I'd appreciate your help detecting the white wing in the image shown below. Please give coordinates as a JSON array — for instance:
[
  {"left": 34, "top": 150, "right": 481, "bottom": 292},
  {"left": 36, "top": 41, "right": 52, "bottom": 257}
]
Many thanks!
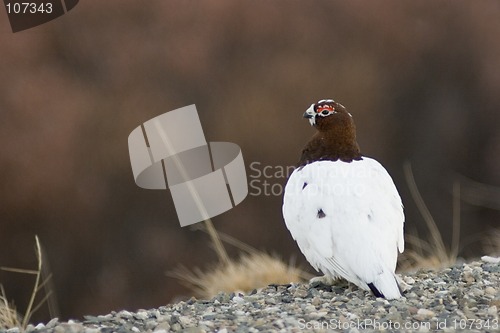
[{"left": 283, "top": 158, "right": 404, "bottom": 298}]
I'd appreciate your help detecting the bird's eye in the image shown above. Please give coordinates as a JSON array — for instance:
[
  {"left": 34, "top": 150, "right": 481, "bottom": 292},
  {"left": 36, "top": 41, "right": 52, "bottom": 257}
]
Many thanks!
[{"left": 316, "top": 104, "right": 335, "bottom": 116}]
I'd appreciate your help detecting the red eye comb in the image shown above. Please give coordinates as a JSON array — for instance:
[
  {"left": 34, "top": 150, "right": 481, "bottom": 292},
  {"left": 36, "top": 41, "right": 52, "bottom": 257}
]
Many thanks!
[{"left": 317, "top": 105, "right": 335, "bottom": 113}]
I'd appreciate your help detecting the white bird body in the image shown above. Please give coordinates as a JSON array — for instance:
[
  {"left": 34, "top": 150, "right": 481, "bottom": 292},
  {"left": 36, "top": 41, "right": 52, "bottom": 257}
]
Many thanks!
[
  {"left": 283, "top": 159, "right": 404, "bottom": 299},
  {"left": 282, "top": 99, "right": 404, "bottom": 299}
]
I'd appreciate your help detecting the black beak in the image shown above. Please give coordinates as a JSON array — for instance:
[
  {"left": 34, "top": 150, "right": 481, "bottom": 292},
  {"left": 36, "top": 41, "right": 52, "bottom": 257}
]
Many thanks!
[{"left": 303, "top": 111, "right": 314, "bottom": 119}]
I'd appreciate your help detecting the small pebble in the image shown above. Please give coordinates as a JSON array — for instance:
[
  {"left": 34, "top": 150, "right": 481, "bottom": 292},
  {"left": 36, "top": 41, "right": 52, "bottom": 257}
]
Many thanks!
[
  {"left": 487, "top": 305, "right": 498, "bottom": 316},
  {"left": 415, "top": 308, "right": 435, "bottom": 319},
  {"left": 481, "top": 256, "right": 500, "bottom": 264},
  {"left": 404, "top": 276, "right": 416, "bottom": 284}
]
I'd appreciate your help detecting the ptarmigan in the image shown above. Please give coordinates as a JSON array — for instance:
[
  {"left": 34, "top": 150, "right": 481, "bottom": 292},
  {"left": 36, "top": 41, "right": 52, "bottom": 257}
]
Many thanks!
[{"left": 282, "top": 99, "right": 404, "bottom": 299}]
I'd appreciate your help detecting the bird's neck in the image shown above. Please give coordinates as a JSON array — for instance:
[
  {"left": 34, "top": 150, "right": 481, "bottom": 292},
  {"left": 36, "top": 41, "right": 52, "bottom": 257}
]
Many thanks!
[{"left": 298, "top": 124, "right": 362, "bottom": 167}]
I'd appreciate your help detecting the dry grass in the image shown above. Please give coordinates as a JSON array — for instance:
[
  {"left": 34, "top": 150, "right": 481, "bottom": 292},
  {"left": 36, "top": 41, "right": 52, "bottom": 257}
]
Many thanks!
[
  {"left": 0, "top": 236, "right": 55, "bottom": 330},
  {"left": 399, "top": 163, "right": 500, "bottom": 271},
  {"left": 169, "top": 251, "right": 310, "bottom": 299},
  {"left": 0, "top": 285, "right": 21, "bottom": 330},
  {"left": 398, "top": 163, "right": 462, "bottom": 271},
  {"left": 168, "top": 222, "right": 312, "bottom": 299}
]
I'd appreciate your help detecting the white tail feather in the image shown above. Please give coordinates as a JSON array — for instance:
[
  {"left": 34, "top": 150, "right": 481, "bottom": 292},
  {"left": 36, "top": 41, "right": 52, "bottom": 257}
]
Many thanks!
[{"left": 372, "top": 270, "right": 401, "bottom": 299}]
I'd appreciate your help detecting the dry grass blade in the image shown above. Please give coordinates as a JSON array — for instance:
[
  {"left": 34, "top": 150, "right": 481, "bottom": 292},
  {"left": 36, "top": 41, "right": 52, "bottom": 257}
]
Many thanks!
[
  {"left": 457, "top": 174, "right": 500, "bottom": 210},
  {"left": 0, "top": 285, "right": 21, "bottom": 330},
  {"left": 402, "top": 162, "right": 460, "bottom": 270},
  {"left": 403, "top": 162, "right": 449, "bottom": 264},
  {"left": 451, "top": 181, "right": 461, "bottom": 260},
  {"left": 0, "top": 268, "right": 39, "bottom": 275},
  {"left": 21, "top": 235, "right": 42, "bottom": 328},
  {"left": 203, "top": 219, "right": 229, "bottom": 265},
  {"left": 455, "top": 174, "right": 500, "bottom": 256},
  {"left": 191, "top": 223, "right": 259, "bottom": 255},
  {"left": 153, "top": 120, "right": 229, "bottom": 265},
  {"left": 398, "top": 233, "right": 439, "bottom": 272},
  {"left": 39, "top": 247, "right": 59, "bottom": 320},
  {"left": 28, "top": 290, "right": 53, "bottom": 321},
  {"left": 0, "top": 235, "right": 56, "bottom": 329}
]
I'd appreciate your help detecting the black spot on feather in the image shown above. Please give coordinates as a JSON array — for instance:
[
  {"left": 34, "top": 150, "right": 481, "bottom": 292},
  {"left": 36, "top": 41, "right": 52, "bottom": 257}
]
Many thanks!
[
  {"left": 302, "top": 182, "right": 308, "bottom": 189},
  {"left": 317, "top": 209, "right": 326, "bottom": 219},
  {"left": 367, "top": 283, "right": 384, "bottom": 298}
]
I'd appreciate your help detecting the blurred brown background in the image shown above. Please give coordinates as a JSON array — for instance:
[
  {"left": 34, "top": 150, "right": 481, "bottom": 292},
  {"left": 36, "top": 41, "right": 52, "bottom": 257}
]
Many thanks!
[{"left": 1, "top": 0, "right": 499, "bottom": 322}]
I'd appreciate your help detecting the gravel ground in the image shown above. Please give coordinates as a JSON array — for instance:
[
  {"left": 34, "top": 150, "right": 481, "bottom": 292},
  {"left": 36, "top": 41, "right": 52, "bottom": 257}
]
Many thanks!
[{"left": 2, "top": 257, "right": 499, "bottom": 333}]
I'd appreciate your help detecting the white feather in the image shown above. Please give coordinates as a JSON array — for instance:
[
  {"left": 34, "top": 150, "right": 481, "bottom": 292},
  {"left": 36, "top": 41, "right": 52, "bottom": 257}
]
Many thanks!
[{"left": 282, "top": 158, "right": 404, "bottom": 299}]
